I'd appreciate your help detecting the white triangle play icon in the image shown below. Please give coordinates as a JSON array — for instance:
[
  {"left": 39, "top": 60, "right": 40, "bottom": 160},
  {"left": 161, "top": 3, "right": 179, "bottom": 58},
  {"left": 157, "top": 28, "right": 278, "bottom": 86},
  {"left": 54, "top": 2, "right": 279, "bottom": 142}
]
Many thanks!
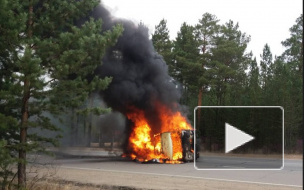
[{"left": 225, "top": 123, "right": 254, "bottom": 153}]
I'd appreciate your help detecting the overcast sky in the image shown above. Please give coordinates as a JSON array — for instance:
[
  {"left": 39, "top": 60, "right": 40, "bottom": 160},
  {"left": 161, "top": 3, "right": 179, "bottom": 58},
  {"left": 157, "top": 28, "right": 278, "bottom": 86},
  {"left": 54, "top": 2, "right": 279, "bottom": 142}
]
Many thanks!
[{"left": 102, "top": 0, "right": 302, "bottom": 62}]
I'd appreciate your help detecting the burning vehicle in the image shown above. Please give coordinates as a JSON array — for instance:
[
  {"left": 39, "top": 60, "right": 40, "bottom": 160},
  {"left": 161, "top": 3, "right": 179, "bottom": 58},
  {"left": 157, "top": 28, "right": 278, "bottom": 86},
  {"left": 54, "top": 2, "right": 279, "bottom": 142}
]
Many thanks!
[
  {"left": 180, "top": 130, "right": 199, "bottom": 162},
  {"left": 125, "top": 129, "right": 199, "bottom": 163},
  {"left": 123, "top": 104, "right": 199, "bottom": 163},
  {"left": 88, "top": 5, "right": 199, "bottom": 163},
  {"left": 159, "top": 129, "right": 199, "bottom": 163}
]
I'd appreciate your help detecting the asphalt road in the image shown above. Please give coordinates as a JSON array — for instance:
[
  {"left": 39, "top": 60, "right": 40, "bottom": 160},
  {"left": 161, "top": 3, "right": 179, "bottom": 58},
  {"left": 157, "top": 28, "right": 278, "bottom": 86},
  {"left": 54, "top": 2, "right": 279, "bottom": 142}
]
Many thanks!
[
  {"left": 196, "top": 155, "right": 283, "bottom": 169},
  {"left": 48, "top": 155, "right": 302, "bottom": 188}
]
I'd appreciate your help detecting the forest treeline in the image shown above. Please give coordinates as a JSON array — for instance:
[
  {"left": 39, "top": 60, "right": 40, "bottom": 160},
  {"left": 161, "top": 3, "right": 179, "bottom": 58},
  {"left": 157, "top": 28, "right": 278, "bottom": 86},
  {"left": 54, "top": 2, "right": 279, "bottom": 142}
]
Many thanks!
[{"left": 151, "top": 13, "right": 303, "bottom": 153}]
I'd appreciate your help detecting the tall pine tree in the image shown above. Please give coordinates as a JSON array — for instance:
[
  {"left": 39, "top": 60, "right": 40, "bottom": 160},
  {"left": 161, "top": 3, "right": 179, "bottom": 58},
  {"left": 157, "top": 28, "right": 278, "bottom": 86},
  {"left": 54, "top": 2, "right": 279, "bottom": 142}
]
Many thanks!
[
  {"left": 208, "top": 20, "right": 250, "bottom": 106},
  {"left": 280, "top": 14, "right": 303, "bottom": 151},
  {"left": 172, "top": 23, "right": 200, "bottom": 105},
  {"left": 0, "top": 1, "right": 123, "bottom": 188},
  {"left": 152, "top": 19, "right": 173, "bottom": 75},
  {"left": 260, "top": 43, "right": 273, "bottom": 93},
  {"left": 194, "top": 13, "right": 220, "bottom": 128}
]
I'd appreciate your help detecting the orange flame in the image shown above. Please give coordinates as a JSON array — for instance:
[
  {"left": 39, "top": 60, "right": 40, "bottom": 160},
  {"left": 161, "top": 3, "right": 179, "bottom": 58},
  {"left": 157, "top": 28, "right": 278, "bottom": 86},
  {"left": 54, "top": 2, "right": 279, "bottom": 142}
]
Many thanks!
[{"left": 126, "top": 102, "right": 192, "bottom": 163}]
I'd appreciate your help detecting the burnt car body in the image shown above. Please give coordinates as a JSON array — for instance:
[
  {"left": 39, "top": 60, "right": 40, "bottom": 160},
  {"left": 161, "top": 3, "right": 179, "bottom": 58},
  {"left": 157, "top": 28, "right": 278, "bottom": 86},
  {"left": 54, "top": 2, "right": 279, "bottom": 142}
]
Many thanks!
[{"left": 181, "top": 130, "right": 199, "bottom": 162}]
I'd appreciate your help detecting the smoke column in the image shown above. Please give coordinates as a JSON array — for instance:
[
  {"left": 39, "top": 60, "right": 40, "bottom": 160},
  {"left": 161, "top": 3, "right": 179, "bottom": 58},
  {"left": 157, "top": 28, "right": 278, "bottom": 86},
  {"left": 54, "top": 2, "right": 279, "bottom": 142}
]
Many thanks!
[{"left": 90, "top": 4, "right": 184, "bottom": 150}]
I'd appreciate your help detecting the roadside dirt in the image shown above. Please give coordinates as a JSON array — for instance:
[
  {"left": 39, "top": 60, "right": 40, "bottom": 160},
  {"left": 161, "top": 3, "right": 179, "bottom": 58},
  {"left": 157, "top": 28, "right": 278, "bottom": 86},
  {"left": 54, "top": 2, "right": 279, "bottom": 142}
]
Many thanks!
[
  {"left": 284, "top": 154, "right": 302, "bottom": 160},
  {"left": 31, "top": 167, "right": 301, "bottom": 190},
  {"left": 200, "top": 152, "right": 302, "bottom": 160}
]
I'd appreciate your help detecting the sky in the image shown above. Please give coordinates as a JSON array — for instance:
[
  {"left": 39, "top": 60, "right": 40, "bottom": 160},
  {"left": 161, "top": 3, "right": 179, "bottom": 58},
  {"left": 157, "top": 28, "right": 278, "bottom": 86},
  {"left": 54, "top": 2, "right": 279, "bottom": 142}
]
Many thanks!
[{"left": 101, "top": 0, "right": 302, "bottom": 62}]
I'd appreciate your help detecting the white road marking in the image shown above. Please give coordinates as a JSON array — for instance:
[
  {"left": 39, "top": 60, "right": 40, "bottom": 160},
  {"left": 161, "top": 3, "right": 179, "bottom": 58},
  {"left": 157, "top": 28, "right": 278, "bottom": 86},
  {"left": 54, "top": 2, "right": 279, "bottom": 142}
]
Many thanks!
[{"left": 60, "top": 166, "right": 302, "bottom": 188}]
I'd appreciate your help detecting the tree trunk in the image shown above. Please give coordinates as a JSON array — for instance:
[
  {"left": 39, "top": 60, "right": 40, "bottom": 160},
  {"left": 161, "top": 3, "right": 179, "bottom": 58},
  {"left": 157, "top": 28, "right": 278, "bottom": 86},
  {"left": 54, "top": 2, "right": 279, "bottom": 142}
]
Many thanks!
[
  {"left": 87, "top": 95, "right": 93, "bottom": 147},
  {"left": 197, "top": 43, "right": 206, "bottom": 129},
  {"left": 18, "top": 1, "right": 33, "bottom": 187},
  {"left": 75, "top": 113, "right": 79, "bottom": 145},
  {"left": 99, "top": 125, "right": 103, "bottom": 148},
  {"left": 18, "top": 78, "right": 30, "bottom": 188},
  {"left": 299, "top": 41, "right": 303, "bottom": 75},
  {"left": 70, "top": 109, "right": 76, "bottom": 146},
  {"left": 111, "top": 131, "right": 114, "bottom": 150},
  {"left": 197, "top": 87, "right": 203, "bottom": 128}
]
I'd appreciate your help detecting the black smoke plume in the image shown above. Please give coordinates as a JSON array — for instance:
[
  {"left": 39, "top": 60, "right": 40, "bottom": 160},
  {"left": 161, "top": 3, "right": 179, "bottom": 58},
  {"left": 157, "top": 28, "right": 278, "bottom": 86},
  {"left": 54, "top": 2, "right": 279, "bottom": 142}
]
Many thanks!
[{"left": 90, "top": 4, "right": 183, "bottom": 148}]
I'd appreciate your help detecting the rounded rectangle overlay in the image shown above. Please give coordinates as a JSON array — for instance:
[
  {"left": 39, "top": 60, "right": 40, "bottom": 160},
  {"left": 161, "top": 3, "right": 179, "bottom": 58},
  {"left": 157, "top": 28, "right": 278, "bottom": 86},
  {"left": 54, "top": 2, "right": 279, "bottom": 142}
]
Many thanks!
[{"left": 194, "top": 106, "right": 284, "bottom": 170}]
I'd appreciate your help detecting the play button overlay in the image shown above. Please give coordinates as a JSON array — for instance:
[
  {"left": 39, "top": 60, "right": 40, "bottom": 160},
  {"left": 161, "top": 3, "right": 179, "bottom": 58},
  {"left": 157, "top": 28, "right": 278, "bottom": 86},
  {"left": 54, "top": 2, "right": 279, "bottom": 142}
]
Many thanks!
[
  {"left": 225, "top": 123, "right": 254, "bottom": 153},
  {"left": 194, "top": 106, "right": 284, "bottom": 170}
]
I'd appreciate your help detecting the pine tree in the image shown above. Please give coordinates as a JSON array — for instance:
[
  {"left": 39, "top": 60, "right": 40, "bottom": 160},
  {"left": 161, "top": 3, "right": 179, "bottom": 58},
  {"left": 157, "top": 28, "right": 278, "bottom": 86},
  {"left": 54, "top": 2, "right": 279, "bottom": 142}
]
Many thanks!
[
  {"left": 208, "top": 20, "right": 250, "bottom": 106},
  {"left": 260, "top": 44, "right": 273, "bottom": 91},
  {"left": 248, "top": 57, "right": 261, "bottom": 104},
  {"left": 152, "top": 19, "right": 173, "bottom": 74},
  {"left": 172, "top": 22, "right": 200, "bottom": 105},
  {"left": 281, "top": 14, "right": 303, "bottom": 75},
  {"left": 280, "top": 14, "right": 303, "bottom": 151},
  {"left": 0, "top": 0, "right": 24, "bottom": 147},
  {"left": 0, "top": 1, "right": 123, "bottom": 188},
  {"left": 194, "top": 13, "right": 220, "bottom": 127},
  {"left": 195, "top": 13, "right": 220, "bottom": 55},
  {"left": 201, "top": 20, "right": 250, "bottom": 147}
]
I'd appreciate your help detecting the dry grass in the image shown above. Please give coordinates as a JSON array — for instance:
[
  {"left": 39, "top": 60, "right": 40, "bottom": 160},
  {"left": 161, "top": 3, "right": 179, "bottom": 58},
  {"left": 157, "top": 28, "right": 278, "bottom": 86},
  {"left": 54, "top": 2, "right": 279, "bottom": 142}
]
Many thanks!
[
  {"left": 1, "top": 179, "right": 139, "bottom": 190},
  {"left": 26, "top": 179, "right": 139, "bottom": 190},
  {"left": 2, "top": 176, "right": 140, "bottom": 190}
]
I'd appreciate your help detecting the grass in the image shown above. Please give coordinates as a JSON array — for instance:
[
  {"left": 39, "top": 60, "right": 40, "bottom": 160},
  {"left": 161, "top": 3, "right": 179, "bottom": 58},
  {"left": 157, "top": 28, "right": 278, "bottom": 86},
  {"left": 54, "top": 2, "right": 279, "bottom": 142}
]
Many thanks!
[
  {"left": 0, "top": 179, "right": 139, "bottom": 190},
  {"left": 28, "top": 179, "right": 139, "bottom": 190}
]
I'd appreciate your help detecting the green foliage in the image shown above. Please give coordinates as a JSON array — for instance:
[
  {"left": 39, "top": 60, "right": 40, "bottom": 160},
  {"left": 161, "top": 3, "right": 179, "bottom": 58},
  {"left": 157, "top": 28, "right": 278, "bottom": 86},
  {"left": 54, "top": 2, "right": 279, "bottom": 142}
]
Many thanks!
[
  {"left": 207, "top": 20, "right": 251, "bottom": 105},
  {"left": 168, "top": 13, "right": 302, "bottom": 153},
  {"left": 281, "top": 14, "right": 303, "bottom": 74},
  {"left": 246, "top": 57, "right": 261, "bottom": 105},
  {"left": 194, "top": 13, "right": 220, "bottom": 87},
  {"left": 172, "top": 23, "right": 201, "bottom": 92},
  {"left": 195, "top": 13, "right": 220, "bottom": 54},
  {"left": 0, "top": 140, "right": 17, "bottom": 190},
  {"left": 152, "top": 19, "right": 173, "bottom": 73},
  {"left": 77, "top": 107, "right": 112, "bottom": 116},
  {"left": 260, "top": 44, "right": 274, "bottom": 91},
  {"left": 0, "top": 0, "right": 123, "bottom": 187}
]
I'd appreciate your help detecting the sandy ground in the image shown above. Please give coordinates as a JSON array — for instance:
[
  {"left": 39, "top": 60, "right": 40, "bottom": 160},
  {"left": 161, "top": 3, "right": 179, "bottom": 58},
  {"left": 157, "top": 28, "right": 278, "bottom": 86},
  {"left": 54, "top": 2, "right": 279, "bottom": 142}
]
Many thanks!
[{"left": 29, "top": 166, "right": 301, "bottom": 190}]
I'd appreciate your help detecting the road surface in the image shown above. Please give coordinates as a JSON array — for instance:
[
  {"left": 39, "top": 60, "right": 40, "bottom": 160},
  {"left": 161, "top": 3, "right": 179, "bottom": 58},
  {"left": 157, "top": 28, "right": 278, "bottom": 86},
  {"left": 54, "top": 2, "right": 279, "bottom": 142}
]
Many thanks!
[
  {"left": 196, "top": 154, "right": 283, "bottom": 169},
  {"left": 31, "top": 154, "right": 302, "bottom": 189}
]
